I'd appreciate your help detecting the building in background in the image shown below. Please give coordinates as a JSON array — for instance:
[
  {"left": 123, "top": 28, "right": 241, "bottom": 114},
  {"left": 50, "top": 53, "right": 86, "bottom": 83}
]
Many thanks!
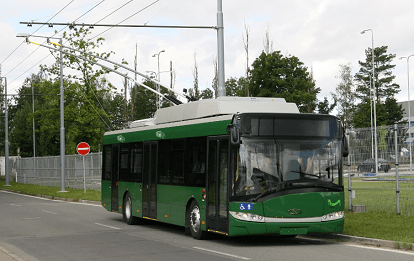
[{"left": 399, "top": 100, "right": 414, "bottom": 146}]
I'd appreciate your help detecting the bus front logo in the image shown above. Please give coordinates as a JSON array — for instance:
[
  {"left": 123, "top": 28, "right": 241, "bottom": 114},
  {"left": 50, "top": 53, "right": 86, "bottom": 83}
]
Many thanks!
[{"left": 288, "top": 209, "right": 302, "bottom": 215}]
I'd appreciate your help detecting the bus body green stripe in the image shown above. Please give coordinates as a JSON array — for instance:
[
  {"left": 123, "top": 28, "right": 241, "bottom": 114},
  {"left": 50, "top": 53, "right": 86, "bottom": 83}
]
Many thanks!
[{"left": 103, "top": 119, "right": 231, "bottom": 145}]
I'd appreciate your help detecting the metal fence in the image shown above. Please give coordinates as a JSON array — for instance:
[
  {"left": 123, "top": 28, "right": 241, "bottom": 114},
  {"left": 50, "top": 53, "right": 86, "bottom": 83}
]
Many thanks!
[
  {"left": 15, "top": 153, "right": 102, "bottom": 191},
  {"left": 345, "top": 123, "right": 414, "bottom": 216}
]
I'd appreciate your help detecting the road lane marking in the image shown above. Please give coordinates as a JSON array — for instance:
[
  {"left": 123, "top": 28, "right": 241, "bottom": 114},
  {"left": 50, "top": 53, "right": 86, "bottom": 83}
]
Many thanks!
[
  {"left": 347, "top": 244, "right": 414, "bottom": 256},
  {"left": 95, "top": 223, "right": 121, "bottom": 230},
  {"left": 193, "top": 247, "right": 251, "bottom": 260},
  {"left": 22, "top": 217, "right": 41, "bottom": 220},
  {"left": 42, "top": 210, "right": 57, "bottom": 215},
  {"left": 10, "top": 204, "right": 21, "bottom": 206}
]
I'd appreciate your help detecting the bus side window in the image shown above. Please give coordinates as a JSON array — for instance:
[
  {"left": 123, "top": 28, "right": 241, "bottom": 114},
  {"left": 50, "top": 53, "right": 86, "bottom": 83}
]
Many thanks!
[
  {"left": 158, "top": 140, "right": 171, "bottom": 184},
  {"left": 131, "top": 142, "right": 143, "bottom": 183},
  {"left": 119, "top": 144, "right": 130, "bottom": 182},
  {"left": 171, "top": 139, "right": 185, "bottom": 185},
  {"left": 185, "top": 137, "right": 206, "bottom": 187},
  {"left": 103, "top": 145, "right": 112, "bottom": 181}
]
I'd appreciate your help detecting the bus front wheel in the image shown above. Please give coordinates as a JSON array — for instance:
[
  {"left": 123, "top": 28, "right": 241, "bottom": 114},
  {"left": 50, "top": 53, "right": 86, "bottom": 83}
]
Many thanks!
[
  {"left": 189, "top": 200, "right": 206, "bottom": 240},
  {"left": 123, "top": 193, "right": 140, "bottom": 225}
]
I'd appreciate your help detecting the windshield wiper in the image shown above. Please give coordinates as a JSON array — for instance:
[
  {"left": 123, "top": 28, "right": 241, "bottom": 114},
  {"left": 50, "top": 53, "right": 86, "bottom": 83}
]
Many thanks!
[
  {"left": 290, "top": 170, "right": 321, "bottom": 179},
  {"left": 310, "top": 183, "right": 342, "bottom": 191},
  {"left": 250, "top": 185, "right": 278, "bottom": 202}
]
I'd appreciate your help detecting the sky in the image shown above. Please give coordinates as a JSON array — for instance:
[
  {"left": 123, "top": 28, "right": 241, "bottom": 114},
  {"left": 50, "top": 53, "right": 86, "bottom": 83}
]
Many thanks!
[{"left": 1, "top": 0, "right": 414, "bottom": 110}]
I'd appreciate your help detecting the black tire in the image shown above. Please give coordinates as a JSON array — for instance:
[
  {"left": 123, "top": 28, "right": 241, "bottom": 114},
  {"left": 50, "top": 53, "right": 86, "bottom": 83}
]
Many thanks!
[
  {"left": 123, "top": 193, "right": 140, "bottom": 225},
  {"left": 189, "top": 200, "right": 206, "bottom": 240}
]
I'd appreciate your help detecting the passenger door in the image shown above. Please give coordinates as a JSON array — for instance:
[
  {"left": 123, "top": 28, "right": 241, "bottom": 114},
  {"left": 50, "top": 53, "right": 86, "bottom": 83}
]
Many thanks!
[
  {"left": 111, "top": 145, "right": 119, "bottom": 212},
  {"left": 207, "top": 137, "right": 229, "bottom": 234},
  {"left": 142, "top": 142, "right": 158, "bottom": 220}
]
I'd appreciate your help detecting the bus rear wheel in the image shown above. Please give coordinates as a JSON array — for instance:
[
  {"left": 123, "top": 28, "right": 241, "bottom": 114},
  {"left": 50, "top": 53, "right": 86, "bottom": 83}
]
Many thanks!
[
  {"left": 189, "top": 200, "right": 206, "bottom": 240},
  {"left": 123, "top": 193, "right": 140, "bottom": 225}
]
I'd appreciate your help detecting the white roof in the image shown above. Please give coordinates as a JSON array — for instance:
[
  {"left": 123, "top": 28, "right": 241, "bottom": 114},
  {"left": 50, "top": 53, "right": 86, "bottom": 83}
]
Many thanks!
[{"left": 153, "top": 96, "right": 299, "bottom": 125}]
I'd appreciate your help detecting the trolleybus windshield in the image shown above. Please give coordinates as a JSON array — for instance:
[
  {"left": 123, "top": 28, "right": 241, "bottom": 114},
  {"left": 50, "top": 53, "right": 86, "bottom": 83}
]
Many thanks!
[{"left": 231, "top": 114, "right": 343, "bottom": 201}]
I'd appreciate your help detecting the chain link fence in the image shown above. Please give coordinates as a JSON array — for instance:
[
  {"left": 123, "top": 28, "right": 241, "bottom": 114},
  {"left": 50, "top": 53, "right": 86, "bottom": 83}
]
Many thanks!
[
  {"left": 14, "top": 153, "right": 101, "bottom": 191},
  {"left": 345, "top": 123, "right": 414, "bottom": 216}
]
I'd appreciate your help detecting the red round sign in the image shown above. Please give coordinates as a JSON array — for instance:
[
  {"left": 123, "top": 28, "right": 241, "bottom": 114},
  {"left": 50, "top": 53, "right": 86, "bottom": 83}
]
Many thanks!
[{"left": 76, "top": 142, "right": 90, "bottom": 156}]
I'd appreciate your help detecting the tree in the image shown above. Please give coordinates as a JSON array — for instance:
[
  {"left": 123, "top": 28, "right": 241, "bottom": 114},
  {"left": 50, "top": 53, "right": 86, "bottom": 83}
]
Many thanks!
[
  {"left": 243, "top": 21, "right": 251, "bottom": 97},
  {"left": 316, "top": 96, "right": 336, "bottom": 114},
  {"left": 352, "top": 97, "right": 405, "bottom": 128},
  {"left": 354, "top": 46, "right": 400, "bottom": 102},
  {"left": 131, "top": 79, "right": 157, "bottom": 120},
  {"left": 352, "top": 46, "right": 404, "bottom": 127},
  {"left": 200, "top": 88, "right": 214, "bottom": 99},
  {"left": 249, "top": 51, "right": 320, "bottom": 113},
  {"left": 212, "top": 55, "right": 218, "bottom": 98},
  {"left": 263, "top": 24, "right": 274, "bottom": 55},
  {"left": 332, "top": 63, "right": 356, "bottom": 128},
  {"left": 37, "top": 27, "right": 113, "bottom": 153},
  {"left": 225, "top": 77, "right": 247, "bottom": 97}
]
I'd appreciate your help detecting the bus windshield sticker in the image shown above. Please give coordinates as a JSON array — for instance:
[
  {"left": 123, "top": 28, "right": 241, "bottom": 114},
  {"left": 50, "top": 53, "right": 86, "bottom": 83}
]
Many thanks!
[
  {"left": 156, "top": 131, "right": 166, "bottom": 139},
  {"left": 239, "top": 203, "right": 253, "bottom": 211}
]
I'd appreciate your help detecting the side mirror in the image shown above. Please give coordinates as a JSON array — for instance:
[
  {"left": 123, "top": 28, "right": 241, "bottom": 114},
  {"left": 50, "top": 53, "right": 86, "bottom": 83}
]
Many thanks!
[
  {"left": 227, "top": 124, "right": 241, "bottom": 148},
  {"left": 342, "top": 135, "right": 349, "bottom": 157}
]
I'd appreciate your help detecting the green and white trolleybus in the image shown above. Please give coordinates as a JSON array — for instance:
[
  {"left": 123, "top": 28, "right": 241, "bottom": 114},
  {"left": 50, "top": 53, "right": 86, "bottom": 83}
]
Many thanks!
[{"left": 101, "top": 97, "right": 348, "bottom": 239}]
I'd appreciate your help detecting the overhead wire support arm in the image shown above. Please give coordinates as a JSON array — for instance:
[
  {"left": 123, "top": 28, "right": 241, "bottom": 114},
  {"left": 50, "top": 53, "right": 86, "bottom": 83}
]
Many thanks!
[
  {"left": 20, "top": 22, "right": 217, "bottom": 30},
  {"left": 47, "top": 40, "right": 187, "bottom": 102},
  {"left": 28, "top": 40, "right": 179, "bottom": 105}
]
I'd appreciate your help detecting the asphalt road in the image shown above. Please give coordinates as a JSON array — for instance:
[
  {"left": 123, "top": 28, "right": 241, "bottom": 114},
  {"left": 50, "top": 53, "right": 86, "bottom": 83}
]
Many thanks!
[{"left": 1, "top": 190, "right": 413, "bottom": 261}]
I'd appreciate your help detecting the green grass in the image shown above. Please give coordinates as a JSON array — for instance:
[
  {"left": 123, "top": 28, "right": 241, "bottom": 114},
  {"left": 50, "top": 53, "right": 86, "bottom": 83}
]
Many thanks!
[
  {"left": 343, "top": 178, "right": 414, "bottom": 243},
  {"left": 344, "top": 211, "right": 414, "bottom": 243},
  {"left": 0, "top": 177, "right": 100, "bottom": 202}
]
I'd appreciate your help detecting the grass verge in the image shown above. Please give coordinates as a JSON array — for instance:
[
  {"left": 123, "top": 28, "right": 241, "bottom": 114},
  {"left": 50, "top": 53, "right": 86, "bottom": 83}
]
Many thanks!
[
  {"left": 344, "top": 211, "right": 414, "bottom": 243},
  {"left": 0, "top": 177, "right": 100, "bottom": 202}
]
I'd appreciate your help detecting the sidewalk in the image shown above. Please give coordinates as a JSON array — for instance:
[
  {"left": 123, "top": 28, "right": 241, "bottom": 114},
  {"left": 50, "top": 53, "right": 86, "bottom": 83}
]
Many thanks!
[
  {"left": 303, "top": 233, "right": 412, "bottom": 251},
  {"left": 0, "top": 244, "right": 27, "bottom": 261}
]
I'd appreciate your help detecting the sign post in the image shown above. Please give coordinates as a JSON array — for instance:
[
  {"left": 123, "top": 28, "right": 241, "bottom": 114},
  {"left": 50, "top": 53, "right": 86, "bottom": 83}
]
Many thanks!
[{"left": 76, "top": 142, "right": 90, "bottom": 194}]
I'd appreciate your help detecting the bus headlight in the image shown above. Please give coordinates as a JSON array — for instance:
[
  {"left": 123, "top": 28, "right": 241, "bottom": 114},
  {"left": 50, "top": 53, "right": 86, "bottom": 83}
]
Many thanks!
[
  {"left": 230, "top": 211, "right": 265, "bottom": 222},
  {"left": 322, "top": 211, "right": 344, "bottom": 221}
]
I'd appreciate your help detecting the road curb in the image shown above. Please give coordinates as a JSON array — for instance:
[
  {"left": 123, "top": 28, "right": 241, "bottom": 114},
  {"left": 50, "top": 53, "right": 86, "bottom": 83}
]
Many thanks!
[
  {"left": 303, "top": 233, "right": 413, "bottom": 251},
  {"left": 0, "top": 187, "right": 101, "bottom": 205}
]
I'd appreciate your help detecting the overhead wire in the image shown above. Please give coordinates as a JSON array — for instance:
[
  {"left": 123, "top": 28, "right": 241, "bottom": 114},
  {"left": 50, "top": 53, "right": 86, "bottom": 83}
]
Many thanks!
[
  {"left": 92, "top": 0, "right": 135, "bottom": 25},
  {"left": 6, "top": 0, "right": 164, "bottom": 127},
  {"left": 144, "top": 0, "right": 176, "bottom": 25},
  {"left": 31, "top": 1, "right": 102, "bottom": 22},
  {"left": 90, "top": 0, "right": 160, "bottom": 40},
  {"left": 1, "top": 0, "right": 75, "bottom": 67},
  {"left": 6, "top": 0, "right": 107, "bottom": 92}
]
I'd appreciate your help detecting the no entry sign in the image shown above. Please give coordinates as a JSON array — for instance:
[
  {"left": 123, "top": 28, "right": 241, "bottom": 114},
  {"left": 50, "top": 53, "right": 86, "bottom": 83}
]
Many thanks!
[{"left": 76, "top": 142, "right": 90, "bottom": 156}]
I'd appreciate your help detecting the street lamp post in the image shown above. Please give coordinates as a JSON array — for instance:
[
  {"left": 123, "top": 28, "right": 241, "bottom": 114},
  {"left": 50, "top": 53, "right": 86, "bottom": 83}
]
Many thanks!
[
  {"left": 152, "top": 50, "right": 165, "bottom": 110},
  {"left": 361, "top": 29, "right": 378, "bottom": 175},
  {"left": 400, "top": 55, "right": 414, "bottom": 173},
  {"left": 1, "top": 77, "right": 10, "bottom": 186},
  {"left": 16, "top": 33, "right": 66, "bottom": 192}
]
